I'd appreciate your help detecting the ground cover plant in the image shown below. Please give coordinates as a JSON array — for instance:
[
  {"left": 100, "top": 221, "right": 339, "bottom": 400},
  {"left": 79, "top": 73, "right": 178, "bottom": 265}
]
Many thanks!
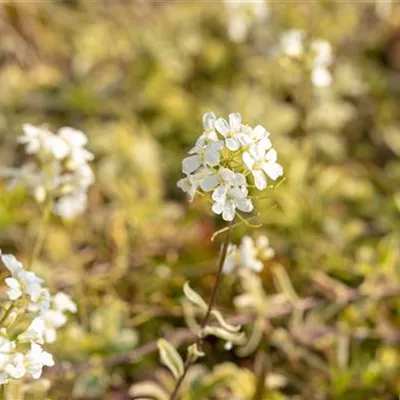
[{"left": 0, "top": 1, "right": 399, "bottom": 399}]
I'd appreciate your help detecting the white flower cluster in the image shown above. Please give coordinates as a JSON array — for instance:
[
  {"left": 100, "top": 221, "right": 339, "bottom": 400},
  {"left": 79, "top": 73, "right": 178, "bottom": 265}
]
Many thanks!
[
  {"left": 177, "top": 112, "right": 283, "bottom": 221},
  {"left": 223, "top": 235, "right": 275, "bottom": 274},
  {"left": 224, "top": 0, "right": 270, "bottom": 43},
  {"left": 0, "top": 253, "right": 76, "bottom": 384},
  {"left": 4, "top": 124, "right": 94, "bottom": 219},
  {"left": 279, "top": 29, "right": 333, "bottom": 88}
]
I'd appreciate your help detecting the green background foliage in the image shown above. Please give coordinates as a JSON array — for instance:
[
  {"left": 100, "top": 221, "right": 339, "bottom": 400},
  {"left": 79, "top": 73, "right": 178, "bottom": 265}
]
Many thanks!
[{"left": 0, "top": 1, "right": 399, "bottom": 398}]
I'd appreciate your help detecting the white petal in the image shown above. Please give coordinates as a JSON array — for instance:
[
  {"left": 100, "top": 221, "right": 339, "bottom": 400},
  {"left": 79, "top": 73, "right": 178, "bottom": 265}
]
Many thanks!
[
  {"left": 200, "top": 175, "right": 219, "bottom": 192},
  {"left": 225, "top": 137, "right": 240, "bottom": 151},
  {"left": 182, "top": 155, "right": 201, "bottom": 174},
  {"left": 222, "top": 201, "right": 236, "bottom": 221},
  {"left": 202, "top": 112, "right": 216, "bottom": 130},
  {"left": 212, "top": 185, "right": 228, "bottom": 203},
  {"left": 253, "top": 169, "right": 267, "bottom": 190},
  {"left": 229, "top": 113, "right": 241, "bottom": 131},
  {"left": 262, "top": 162, "right": 283, "bottom": 180},
  {"left": 311, "top": 67, "right": 332, "bottom": 88},
  {"left": 219, "top": 168, "right": 235, "bottom": 182},
  {"left": 1, "top": 254, "right": 23, "bottom": 275},
  {"left": 58, "top": 127, "right": 88, "bottom": 147},
  {"left": 265, "top": 148, "right": 277, "bottom": 162},
  {"left": 7, "top": 287, "right": 22, "bottom": 300},
  {"left": 230, "top": 186, "right": 247, "bottom": 199},
  {"left": 204, "top": 148, "right": 220, "bottom": 166},
  {"left": 215, "top": 118, "right": 230, "bottom": 136},
  {"left": 177, "top": 177, "right": 191, "bottom": 192},
  {"left": 211, "top": 201, "right": 224, "bottom": 215},
  {"left": 252, "top": 125, "right": 270, "bottom": 139},
  {"left": 5, "top": 277, "right": 20, "bottom": 289},
  {"left": 242, "top": 151, "right": 254, "bottom": 170},
  {"left": 235, "top": 198, "right": 254, "bottom": 213},
  {"left": 257, "top": 137, "right": 272, "bottom": 152},
  {"left": 233, "top": 173, "right": 246, "bottom": 186},
  {"left": 49, "top": 137, "right": 69, "bottom": 159}
]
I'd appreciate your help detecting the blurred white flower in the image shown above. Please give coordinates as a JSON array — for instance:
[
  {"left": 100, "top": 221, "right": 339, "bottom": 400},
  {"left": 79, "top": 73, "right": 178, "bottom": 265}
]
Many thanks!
[
  {"left": 0, "top": 253, "right": 75, "bottom": 384},
  {"left": 1, "top": 254, "right": 48, "bottom": 310},
  {"left": 224, "top": 0, "right": 270, "bottom": 43},
  {"left": 18, "top": 124, "right": 69, "bottom": 160},
  {"left": 18, "top": 317, "right": 46, "bottom": 345},
  {"left": 178, "top": 112, "right": 282, "bottom": 221},
  {"left": 223, "top": 234, "right": 275, "bottom": 274},
  {"left": 52, "top": 292, "right": 77, "bottom": 314},
  {"left": 24, "top": 343, "right": 54, "bottom": 379},
  {"left": 41, "top": 292, "right": 77, "bottom": 343},
  {"left": 311, "top": 66, "right": 332, "bottom": 88},
  {"left": 4, "top": 124, "right": 95, "bottom": 219},
  {"left": 279, "top": 30, "right": 334, "bottom": 88},
  {"left": 4, "top": 353, "right": 25, "bottom": 380},
  {"left": 280, "top": 29, "right": 305, "bottom": 57}
]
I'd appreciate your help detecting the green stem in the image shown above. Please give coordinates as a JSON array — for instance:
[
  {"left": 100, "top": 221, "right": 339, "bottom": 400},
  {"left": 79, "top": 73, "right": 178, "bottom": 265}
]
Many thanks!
[
  {"left": 253, "top": 347, "right": 268, "bottom": 400},
  {"left": 169, "top": 221, "right": 233, "bottom": 400},
  {"left": 0, "top": 304, "right": 15, "bottom": 328},
  {"left": 28, "top": 197, "right": 52, "bottom": 270}
]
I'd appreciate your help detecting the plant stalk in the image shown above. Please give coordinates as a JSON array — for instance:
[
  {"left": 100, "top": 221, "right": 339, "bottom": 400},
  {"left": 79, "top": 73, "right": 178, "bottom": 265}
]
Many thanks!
[
  {"left": 28, "top": 196, "right": 52, "bottom": 270},
  {"left": 169, "top": 220, "right": 233, "bottom": 400}
]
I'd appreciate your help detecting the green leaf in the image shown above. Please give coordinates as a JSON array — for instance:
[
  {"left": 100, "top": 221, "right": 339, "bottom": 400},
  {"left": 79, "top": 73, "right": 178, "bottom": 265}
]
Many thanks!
[
  {"left": 129, "top": 381, "right": 169, "bottom": 400},
  {"left": 157, "top": 339, "right": 184, "bottom": 380},
  {"left": 202, "top": 326, "right": 246, "bottom": 345},
  {"left": 210, "top": 309, "right": 241, "bottom": 333},
  {"left": 183, "top": 282, "right": 207, "bottom": 312}
]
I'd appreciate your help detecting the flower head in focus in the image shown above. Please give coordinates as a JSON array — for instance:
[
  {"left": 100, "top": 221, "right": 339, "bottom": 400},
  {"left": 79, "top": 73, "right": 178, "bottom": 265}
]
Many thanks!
[{"left": 177, "top": 112, "right": 283, "bottom": 221}]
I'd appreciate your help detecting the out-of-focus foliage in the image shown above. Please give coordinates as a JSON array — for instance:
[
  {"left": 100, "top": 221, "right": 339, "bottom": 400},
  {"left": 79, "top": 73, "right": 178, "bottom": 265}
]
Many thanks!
[{"left": 0, "top": 0, "right": 399, "bottom": 398}]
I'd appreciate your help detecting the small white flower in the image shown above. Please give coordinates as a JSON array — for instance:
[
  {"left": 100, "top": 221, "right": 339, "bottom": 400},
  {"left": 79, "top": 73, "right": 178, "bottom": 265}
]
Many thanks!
[
  {"left": 177, "top": 168, "right": 211, "bottom": 201},
  {"left": 280, "top": 29, "right": 305, "bottom": 57},
  {"left": 58, "top": 127, "right": 94, "bottom": 168},
  {"left": 311, "top": 66, "right": 332, "bottom": 88},
  {"left": 25, "top": 343, "right": 54, "bottom": 379},
  {"left": 40, "top": 292, "right": 77, "bottom": 343},
  {"left": 53, "top": 292, "right": 77, "bottom": 314},
  {"left": 240, "top": 236, "right": 264, "bottom": 272},
  {"left": 6, "top": 124, "right": 95, "bottom": 219},
  {"left": 224, "top": 0, "right": 270, "bottom": 43},
  {"left": 1, "top": 253, "right": 51, "bottom": 311},
  {"left": 5, "top": 353, "right": 25, "bottom": 380},
  {"left": 5, "top": 277, "right": 22, "bottom": 301},
  {"left": 223, "top": 235, "right": 275, "bottom": 274},
  {"left": 18, "top": 124, "right": 69, "bottom": 160},
  {"left": 243, "top": 146, "right": 283, "bottom": 190},
  {"left": 312, "top": 39, "right": 333, "bottom": 67},
  {"left": 52, "top": 191, "right": 88, "bottom": 219},
  {"left": 178, "top": 112, "right": 283, "bottom": 221},
  {"left": 18, "top": 317, "right": 46, "bottom": 344},
  {"left": 0, "top": 337, "right": 16, "bottom": 382},
  {"left": 183, "top": 140, "right": 224, "bottom": 174},
  {"left": 215, "top": 113, "right": 245, "bottom": 151},
  {"left": 222, "top": 244, "right": 239, "bottom": 274},
  {"left": 211, "top": 183, "right": 253, "bottom": 222}
]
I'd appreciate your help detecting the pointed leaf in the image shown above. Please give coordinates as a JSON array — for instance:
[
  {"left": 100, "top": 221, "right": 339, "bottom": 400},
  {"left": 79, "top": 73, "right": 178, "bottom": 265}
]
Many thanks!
[
  {"left": 203, "top": 326, "right": 246, "bottom": 345},
  {"left": 211, "top": 309, "right": 241, "bottom": 333},
  {"left": 183, "top": 282, "right": 207, "bottom": 312},
  {"left": 157, "top": 339, "right": 184, "bottom": 380},
  {"left": 129, "top": 381, "right": 169, "bottom": 400}
]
